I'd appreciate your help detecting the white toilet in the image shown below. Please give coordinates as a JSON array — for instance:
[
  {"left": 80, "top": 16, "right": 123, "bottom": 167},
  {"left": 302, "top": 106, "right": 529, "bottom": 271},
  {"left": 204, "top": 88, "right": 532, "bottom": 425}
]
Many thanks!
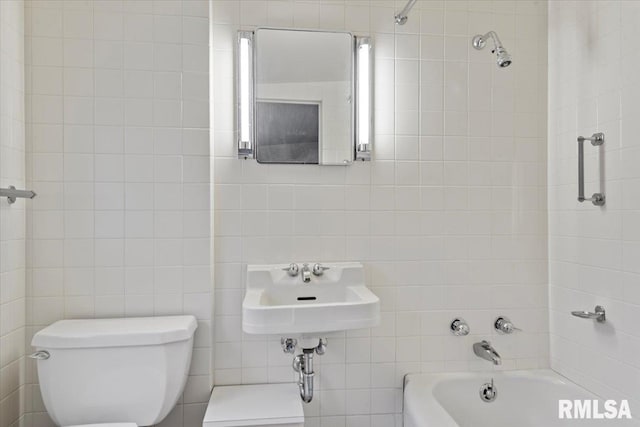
[{"left": 31, "top": 315, "right": 198, "bottom": 427}]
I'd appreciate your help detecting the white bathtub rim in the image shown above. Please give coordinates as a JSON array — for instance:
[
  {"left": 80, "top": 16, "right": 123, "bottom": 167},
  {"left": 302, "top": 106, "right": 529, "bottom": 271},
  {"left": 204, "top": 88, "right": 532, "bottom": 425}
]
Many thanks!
[{"left": 402, "top": 369, "right": 597, "bottom": 427}]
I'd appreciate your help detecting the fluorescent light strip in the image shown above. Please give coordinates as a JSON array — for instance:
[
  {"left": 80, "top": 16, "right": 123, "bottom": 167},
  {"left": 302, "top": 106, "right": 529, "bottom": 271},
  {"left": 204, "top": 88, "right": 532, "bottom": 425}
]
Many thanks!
[
  {"left": 237, "top": 31, "right": 254, "bottom": 159},
  {"left": 239, "top": 37, "right": 250, "bottom": 145},
  {"left": 356, "top": 38, "right": 371, "bottom": 160},
  {"left": 358, "top": 41, "right": 370, "bottom": 148}
]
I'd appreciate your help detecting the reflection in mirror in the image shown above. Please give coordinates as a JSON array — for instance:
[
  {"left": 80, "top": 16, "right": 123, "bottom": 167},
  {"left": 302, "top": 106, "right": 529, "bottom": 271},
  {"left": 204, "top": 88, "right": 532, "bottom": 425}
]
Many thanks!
[
  {"left": 256, "top": 101, "right": 320, "bottom": 163},
  {"left": 255, "top": 29, "right": 353, "bottom": 165}
]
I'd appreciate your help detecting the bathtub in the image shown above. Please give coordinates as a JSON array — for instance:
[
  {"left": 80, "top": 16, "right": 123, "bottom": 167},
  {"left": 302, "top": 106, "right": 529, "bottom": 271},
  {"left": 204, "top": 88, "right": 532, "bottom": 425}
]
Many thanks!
[{"left": 404, "top": 369, "right": 638, "bottom": 427}]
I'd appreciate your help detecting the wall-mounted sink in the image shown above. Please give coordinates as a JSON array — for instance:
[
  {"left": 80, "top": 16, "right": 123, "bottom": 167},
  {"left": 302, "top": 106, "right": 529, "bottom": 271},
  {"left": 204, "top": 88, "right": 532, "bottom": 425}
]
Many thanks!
[{"left": 242, "top": 262, "right": 380, "bottom": 335}]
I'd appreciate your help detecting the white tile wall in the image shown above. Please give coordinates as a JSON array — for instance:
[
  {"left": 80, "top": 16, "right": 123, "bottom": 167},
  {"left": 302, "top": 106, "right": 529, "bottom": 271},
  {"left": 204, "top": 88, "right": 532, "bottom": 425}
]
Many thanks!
[
  {"left": 24, "top": 1, "right": 211, "bottom": 427},
  {"left": 0, "top": 1, "right": 26, "bottom": 427},
  {"left": 212, "top": 1, "right": 548, "bottom": 426},
  {"left": 548, "top": 0, "right": 640, "bottom": 414}
]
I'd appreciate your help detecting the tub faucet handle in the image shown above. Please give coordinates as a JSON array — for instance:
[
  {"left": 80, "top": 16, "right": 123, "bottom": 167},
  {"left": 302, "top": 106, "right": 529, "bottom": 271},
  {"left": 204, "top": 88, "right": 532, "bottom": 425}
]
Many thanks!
[
  {"left": 494, "top": 317, "right": 521, "bottom": 334},
  {"left": 450, "top": 318, "right": 470, "bottom": 336}
]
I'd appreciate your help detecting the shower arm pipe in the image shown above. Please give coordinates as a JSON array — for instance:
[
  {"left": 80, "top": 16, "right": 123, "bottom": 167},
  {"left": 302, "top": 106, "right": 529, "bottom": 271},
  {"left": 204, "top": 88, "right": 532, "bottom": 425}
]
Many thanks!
[
  {"left": 478, "top": 31, "right": 503, "bottom": 49},
  {"left": 395, "top": 0, "right": 417, "bottom": 25}
]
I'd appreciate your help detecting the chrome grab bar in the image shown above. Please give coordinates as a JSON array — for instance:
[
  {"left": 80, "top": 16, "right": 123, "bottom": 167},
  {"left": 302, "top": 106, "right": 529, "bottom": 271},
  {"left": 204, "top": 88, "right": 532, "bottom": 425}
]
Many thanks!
[
  {"left": 0, "top": 185, "right": 36, "bottom": 204},
  {"left": 28, "top": 350, "right": 50, "bottom": 360},
  {"left": 571, "top": 305, "right": 606, "bottom": 323},
  {"left": 577, "top": 132, "right": 605, "bottom": 206}
]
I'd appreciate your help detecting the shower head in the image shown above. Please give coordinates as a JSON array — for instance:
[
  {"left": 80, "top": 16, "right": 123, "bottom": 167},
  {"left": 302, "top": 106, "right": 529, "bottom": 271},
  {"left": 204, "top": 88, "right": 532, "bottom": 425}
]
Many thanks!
[
  {"left": 495, "top": 46, "right": 512, "bottom": 68},
  {"left": 472, "top": 31, "right": 512, "bottom": 68}
]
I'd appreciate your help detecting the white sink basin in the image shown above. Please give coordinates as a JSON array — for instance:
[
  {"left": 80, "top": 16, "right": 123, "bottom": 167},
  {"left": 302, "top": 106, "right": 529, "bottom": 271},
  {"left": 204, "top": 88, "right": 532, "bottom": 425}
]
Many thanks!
[{"left": 242, "top": 262, "right": 380, "bottom": 335}]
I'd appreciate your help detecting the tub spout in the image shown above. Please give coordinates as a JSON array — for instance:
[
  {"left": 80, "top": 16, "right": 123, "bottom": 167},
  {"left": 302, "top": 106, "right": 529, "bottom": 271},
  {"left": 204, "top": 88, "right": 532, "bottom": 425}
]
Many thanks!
[{"left": 473, "top": 340, "right": 501, "bottom": 365}]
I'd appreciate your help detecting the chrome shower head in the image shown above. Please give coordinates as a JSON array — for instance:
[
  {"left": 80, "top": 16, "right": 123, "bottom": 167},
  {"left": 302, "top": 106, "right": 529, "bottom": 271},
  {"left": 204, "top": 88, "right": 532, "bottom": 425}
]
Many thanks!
[
  {"left": 495, "top": 47, "right": 512, "bottom": 68},
  {"left": 472, "top": 31, "right": 512, "bottom": 68}
]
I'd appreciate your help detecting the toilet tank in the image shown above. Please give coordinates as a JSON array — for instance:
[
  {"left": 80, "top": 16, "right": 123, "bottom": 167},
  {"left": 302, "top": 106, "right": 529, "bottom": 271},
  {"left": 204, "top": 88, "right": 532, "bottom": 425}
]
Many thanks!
[{"left": 31, "top": 316, "right": 198, "bottom": 427}]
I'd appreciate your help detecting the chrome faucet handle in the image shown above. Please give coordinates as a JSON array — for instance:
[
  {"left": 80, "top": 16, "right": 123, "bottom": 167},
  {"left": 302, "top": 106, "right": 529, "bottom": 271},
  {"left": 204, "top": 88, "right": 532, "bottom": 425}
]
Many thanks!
[
  {"left": 571, "top": 305, "right": 606, "bottom": 323},
  {"left": 281, "top": 337, "right": 297, "bottom": 354},
  {"left": 315, "top": 338, "right": 327, "bottom": 355},
  {"left": 494, "top": 317, "right": 521, "bottom": 334},
  {"left": 283, "top": 263, "right": 299, "bottom": 277},
  {"left": 450, "top": 318, "right": 470, "bottom": 336},
  {"left": 312, "top": 263, "right": 329, "bottom": 276}
]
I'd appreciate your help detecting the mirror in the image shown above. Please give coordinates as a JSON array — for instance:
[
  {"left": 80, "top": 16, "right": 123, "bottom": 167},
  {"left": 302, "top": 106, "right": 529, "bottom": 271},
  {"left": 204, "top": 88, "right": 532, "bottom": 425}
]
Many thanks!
[
  {"left": 237, "top": 29, "right": 372, "bottom": 165},
  {"left": 256, "top": 28, "right": 352, "bottom": 165}
]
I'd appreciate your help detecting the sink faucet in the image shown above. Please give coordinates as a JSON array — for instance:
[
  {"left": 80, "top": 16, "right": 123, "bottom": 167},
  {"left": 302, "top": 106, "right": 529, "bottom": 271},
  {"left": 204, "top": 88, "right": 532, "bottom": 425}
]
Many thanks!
[
  {"left": 301, "top": 263, "right": 311, "bottom": 283},
  {"left": 473, "top": 340, "right": 501, "bottom": 365}
]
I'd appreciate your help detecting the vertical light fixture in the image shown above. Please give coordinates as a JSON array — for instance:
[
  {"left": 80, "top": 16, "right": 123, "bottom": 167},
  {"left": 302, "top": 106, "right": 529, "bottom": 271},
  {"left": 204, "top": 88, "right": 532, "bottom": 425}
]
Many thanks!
[
  {"left": 237, "top": 31, "right": 254, "bottom": 159},
  {"left": 355, "top": 37, "right": 372, "bottom": 161}
]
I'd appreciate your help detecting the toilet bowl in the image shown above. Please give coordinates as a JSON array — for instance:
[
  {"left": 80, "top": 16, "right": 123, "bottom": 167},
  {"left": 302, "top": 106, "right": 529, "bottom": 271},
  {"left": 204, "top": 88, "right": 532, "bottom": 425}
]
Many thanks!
[
  {"left": 31, "top": 316, "right": 197, "bottom": 427},
  {"left": 203, "top": 383, "right": 304, "bottom": 427}
]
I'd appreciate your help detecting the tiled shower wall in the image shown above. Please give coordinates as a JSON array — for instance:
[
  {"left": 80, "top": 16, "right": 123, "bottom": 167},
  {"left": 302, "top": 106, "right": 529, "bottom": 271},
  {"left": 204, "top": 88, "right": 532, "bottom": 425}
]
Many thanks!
[
  {"left": 0, "top": 1, "right": 26, "bottom": 426},
  {"left": 212, "top": 1, "right": 548, "bottom": 426},
  {"left": 24, "top": 1, "right": 212, "bottom": 426},
  {"left": 548, "top": 0, "right": 640, "bottom": 414}
]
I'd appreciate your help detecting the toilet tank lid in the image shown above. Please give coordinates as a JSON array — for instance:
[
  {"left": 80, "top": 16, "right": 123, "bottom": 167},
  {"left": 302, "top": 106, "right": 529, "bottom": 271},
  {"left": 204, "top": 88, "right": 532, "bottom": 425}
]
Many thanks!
[
  {"left": 203, "top": 383, "right": 304, "bottom": 427},
  {"left": 31, "top": 316, "right": 198, "bottom": 349}
]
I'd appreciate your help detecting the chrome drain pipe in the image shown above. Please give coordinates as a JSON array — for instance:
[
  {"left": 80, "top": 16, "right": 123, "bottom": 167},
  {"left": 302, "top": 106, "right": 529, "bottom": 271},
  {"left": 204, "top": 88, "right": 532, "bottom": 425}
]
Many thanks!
[
  {"left": 294, "top": 349, "right": 315, "bottom": 403},
  {"left": 285, "top": 338, "right": 327, "bottom": 403}
]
